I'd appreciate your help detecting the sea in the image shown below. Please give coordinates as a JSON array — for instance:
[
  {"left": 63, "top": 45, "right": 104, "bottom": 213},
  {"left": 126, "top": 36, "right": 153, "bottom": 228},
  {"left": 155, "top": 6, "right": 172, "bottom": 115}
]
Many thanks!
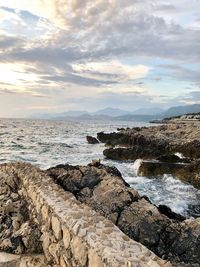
[{"left": 0, "top": 118, "right": 200, "bottom": 218}]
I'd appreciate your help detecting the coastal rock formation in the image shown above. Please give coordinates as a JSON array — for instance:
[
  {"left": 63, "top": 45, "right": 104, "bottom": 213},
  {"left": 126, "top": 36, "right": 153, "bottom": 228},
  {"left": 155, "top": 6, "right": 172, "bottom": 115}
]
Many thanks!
[
  {"left": 0, "top": 166, "right": 42, "bottom": 255},
  {"left": 48, "top": 162, "right": 200, "bottom": 266},
  {"left": 98, "top": 122, "right": 200, "bottom": 160},
  {"left": 86, "top": 135, "right": 99, "bottom": 144},
  {"left": 138, "top": 159, "right": 200, "bottom": 189},
  {"left": 138, "top": 161, "right": 189, "bottom": 177},
  {"left": 0, "top": 162, "right": 170, "bottom": 267},
  {"left": 97, "top": 121, "right": 200, "bottom": 189}
]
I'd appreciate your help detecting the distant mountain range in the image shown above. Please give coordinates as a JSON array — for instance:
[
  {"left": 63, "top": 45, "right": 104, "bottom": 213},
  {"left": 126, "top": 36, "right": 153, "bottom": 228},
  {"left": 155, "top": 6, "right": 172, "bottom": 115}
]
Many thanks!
[{"left": 30, "top": 104, "right": 200, "bottom": 122}]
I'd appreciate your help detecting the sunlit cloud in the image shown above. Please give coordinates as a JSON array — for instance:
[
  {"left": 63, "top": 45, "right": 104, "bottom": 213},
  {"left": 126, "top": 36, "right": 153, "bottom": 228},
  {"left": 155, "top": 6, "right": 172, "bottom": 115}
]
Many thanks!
[
  {"left": 0, "top": 63, "right": 38, "bottom": 85},
  {"left": 0, "top": 0, "right": 199, "bottom": 117},
  {"left": 72, "top": 60, "right": 149, "bottom": 83}
]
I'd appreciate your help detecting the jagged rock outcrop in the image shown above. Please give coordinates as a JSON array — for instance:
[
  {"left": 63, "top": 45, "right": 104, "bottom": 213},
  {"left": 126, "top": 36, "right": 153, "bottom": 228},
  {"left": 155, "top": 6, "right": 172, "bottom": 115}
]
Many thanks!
[
  {"left": 138, "top": 159, "right": 200, "bottom": 189},
  {"left": 0, "top": 163, "right": 171, "bottom": 267},
  {"left": 97, "top": 122, "right": 200, "bottom": 189},
  {"left": 98, "top": 123, "right": 200, "bottom": 160},
  {"left": 47, "top": 162, "right": 200, "bottom": 266},
  {"left": 86, "top": 135, "right": 99, "bottom": 144}
]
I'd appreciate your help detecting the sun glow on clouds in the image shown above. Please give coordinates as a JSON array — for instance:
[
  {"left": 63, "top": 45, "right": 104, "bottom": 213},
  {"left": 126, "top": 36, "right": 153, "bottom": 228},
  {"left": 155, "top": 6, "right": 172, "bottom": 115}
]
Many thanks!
[
  {"left": 0, "top": 63, "right": 38, "bottom": 85},
  {"left": 72, "top": 60, "right": 149, "bottom": 83},
  {"left": 0, "top": 0, "right": 199, "bottom": 116}
]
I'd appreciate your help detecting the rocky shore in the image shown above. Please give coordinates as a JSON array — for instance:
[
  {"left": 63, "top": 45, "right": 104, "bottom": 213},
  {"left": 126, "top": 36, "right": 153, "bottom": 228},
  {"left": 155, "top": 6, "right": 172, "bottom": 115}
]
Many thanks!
[
  {"left": 0, "top": 161, "right": 200, "bottom": 266},
  {"left": 0, "top": 162, "right": 173, "bottom": 267},
  {"left": 47, "top": 161, "right": 200, "bottom": 266},
  {"left": 0, "top": 116, "right": 200, "bottom": 266},
  {"left": 96, "top": 118, "right": 200, "bottom": 189}
]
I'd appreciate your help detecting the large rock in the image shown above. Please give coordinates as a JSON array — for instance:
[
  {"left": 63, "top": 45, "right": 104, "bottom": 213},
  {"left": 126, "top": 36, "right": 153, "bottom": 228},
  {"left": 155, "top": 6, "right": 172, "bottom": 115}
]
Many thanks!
[
  {"left": 138, "top": 160, "right": 189, "bottom": 177},
  {"left": 138, "top": 159, "right": 200, "bottom": 189},
  {"left": 47, "top": 162, "right": 200, "bottom": 265},
  {"left": 86, "top": 135, "right": 99, "bottom": 144},
  {"left": 98, "top": 123, "right": 200, "bottom": 160}
]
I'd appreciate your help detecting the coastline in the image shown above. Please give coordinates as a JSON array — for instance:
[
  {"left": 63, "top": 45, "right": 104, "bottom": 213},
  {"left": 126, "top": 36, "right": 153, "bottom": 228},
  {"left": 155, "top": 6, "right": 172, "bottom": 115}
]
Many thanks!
[{"left": 0, "top": 117, "right": 200, "bottom": 267}]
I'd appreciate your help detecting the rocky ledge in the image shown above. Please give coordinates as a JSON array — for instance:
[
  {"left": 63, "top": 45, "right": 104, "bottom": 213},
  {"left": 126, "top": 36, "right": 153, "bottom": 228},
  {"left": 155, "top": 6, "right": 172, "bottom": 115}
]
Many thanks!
[
  {"left": 47, "top": 161, "right": 200, "bottom": 266},
  {"left": 1, "top": 160, "right": 200, "bottom": 266},
  {"left": 0, "top": 166, "right": 42, "bottom": 255},
  {"left": 97, "top": 120, "right": 200, "bottom": 189}
]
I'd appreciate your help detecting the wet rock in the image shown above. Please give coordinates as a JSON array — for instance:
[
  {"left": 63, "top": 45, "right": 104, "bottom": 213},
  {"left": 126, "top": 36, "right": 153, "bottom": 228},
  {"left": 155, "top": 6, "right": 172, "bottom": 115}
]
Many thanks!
[
  {"left": 156, "top": 154, "right": 185, "bottom": 163},
  {"left": 174, "top": 159, "right": 200, "bottom": 189},
  {"left": 103, "top": 142, "right": 168, "bottom": 161},
  {"left": 137, "top": 159, "right": 200, "bottom": 189},
  {"left": 98, "top": 123, "right": 200, "bottom": 160},
  {"left": 86, "top": 135, "right": 99, "bottom": 144},
  {"left": 137, "top": 160, "right": 189, "bottom": 177},
  {"left": 158, "top": 205, "right": 185, "bottom": 222}
]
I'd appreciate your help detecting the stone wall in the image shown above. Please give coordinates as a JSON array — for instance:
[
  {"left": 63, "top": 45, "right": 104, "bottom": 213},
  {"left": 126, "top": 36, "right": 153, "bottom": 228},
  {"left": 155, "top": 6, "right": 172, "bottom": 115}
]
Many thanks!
[{"left": 0, "top": 163, "right": 172, "bottom": 267}]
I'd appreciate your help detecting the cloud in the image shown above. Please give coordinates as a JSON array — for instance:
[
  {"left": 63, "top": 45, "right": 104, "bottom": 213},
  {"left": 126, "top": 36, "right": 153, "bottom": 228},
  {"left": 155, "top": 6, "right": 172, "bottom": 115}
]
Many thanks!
[
  {"left": 72, "top": 60, "right": 149, "bottom": 83},
  {"left": 0, "top": 0, "right": 199, "bottom": 116},
  {"left": 159, "top": 64, "right": 200, "bottom": 85}
]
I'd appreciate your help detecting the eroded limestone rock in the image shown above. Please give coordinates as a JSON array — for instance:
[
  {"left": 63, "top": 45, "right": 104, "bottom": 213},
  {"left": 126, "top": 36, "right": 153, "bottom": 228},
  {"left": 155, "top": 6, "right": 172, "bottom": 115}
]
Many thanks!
[
  {"left": 47, "top": 162, "right": 200, "bottom": 266},
  {"left": 0, "top": 166, "right": 42, "bottom": 255}
]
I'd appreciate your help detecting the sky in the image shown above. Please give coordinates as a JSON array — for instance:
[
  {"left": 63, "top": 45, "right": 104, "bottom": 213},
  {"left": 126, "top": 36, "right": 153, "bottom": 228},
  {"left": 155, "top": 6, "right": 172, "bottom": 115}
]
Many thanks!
[{"left": 0, "top": 0, "right": 200, "bottom": 117}]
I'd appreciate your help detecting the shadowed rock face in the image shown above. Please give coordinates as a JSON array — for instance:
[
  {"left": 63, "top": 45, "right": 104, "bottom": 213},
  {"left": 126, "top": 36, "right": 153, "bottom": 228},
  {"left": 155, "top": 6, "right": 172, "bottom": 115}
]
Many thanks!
[
  {"left": 86, "top": 135, "right": 99, "bottom": 144},
  {"left": 98, "top": 123, "right": 200, "bottom": 160},
  {"left": 0, "top": 166, "right": 42, "bottom": 255},
  {"left": 97, "top": 122, "right": 200, "bottom": 189},
  {"left": 138, "top": 159, "right": 200, "bottom": 189},
  {"left": 47, "top": 162, "right": 200, "bottom": 266}
]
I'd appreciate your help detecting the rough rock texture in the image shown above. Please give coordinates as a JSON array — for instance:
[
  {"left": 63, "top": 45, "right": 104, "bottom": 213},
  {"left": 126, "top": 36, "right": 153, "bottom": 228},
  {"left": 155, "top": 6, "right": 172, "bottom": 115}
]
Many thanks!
[
  {"left": 138, "top": 161, "right": 189, "bottom": 177},
  {"left": 48, "top": 162, "right": 200, "bottom": 266},
  {"left": 0, "top": 162, "right": 170, "bottom": 267},
  {"left": 86, "top": 135, "right": 99, "bottom": 144},
  {"left": 138, "top": 159, "right": 200, "bottom": 189},
  {"left": 98, "top": 121, "right": 200, "bottom": 189},
  {"left": 98, "top": 122, "right": 200, "bottom": 160},
  {"left": 0, "top": 252, "right": 46, "bottom": 267},
  {"left": 0, "top": 167, "right": 42, "bottom": 254}
]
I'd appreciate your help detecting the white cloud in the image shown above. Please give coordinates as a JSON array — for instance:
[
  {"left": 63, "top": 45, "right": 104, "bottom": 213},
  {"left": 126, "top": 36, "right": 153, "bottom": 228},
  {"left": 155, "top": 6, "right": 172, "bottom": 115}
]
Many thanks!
[{"left": 72, "top": 60, "right": 149, "bottom": 83}]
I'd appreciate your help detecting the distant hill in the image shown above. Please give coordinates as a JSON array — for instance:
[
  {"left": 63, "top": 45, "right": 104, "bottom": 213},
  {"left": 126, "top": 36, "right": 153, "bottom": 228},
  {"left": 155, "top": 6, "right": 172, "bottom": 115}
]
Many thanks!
[
  {"left": 92, "top": 107, "right": 130, "bottom": 117},
  {"left": 29, "top": 104, "right": 200, "bottom": 122},
  {"left": 160, "top": 104, "right": 200, "bottom": 118},
  {"left": 132, "top": 107, "right": 164, "bottom": 115},
  {"left": 114, "top": 114, "right": 155, "bottom": 122}
]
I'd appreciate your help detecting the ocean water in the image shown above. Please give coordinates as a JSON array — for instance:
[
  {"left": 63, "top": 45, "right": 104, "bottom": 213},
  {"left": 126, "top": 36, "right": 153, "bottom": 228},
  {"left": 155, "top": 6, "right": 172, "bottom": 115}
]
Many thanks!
[{"left": 0, "top": 118, "right": 200, "bottom": 218}]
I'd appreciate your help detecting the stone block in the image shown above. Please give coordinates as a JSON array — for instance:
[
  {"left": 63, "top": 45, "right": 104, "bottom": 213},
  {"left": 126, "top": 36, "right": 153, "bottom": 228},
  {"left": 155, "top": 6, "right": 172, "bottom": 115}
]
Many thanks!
[
  {"left": 52, "top": 216, "right": 62, "bottom": 240},
  {"left": 62, "top": 227, "right": 71, "bottom": 249},
  {"left": 88, "top": 249, "right": 103, "bottom": 267},
  {"left": 71, "top": 237, "right": 88, "bottom": 266}
]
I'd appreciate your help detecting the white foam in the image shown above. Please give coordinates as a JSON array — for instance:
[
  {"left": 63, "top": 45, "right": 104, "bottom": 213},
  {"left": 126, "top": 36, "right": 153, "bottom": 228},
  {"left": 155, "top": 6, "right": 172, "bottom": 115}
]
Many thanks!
[{"left": 132, "top": 159, "right": 143, "bottom": 175}]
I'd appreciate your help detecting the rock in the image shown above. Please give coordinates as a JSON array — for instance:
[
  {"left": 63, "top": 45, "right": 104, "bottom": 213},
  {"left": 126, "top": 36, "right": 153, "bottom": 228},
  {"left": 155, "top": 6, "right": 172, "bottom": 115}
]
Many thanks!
[
  {"left": 137, "top": 160, "right": 189, "bottom": 177},
  {"left": 137, "top": 159, "right": 200, "bottom": 189},
  {"left": 158, "top": 205, "right": 185, "bottom": 222},
  {"left": 48, "top": 162, "right": 200, "bottom": 265},
  {"left": 0, "top": 166, "right": 42, "bottom": 255},
  {"left": 156, "top": 154, "right": 185, "bottom": 163},
  {"left": 103, "top": 142, "right": 168, "bottom": 161},
  {"left": 86, "top": 136, "right": 99, "bottom": 144},
  {"left": 98, "top": 123, "right": 200, "bottom": 160}
]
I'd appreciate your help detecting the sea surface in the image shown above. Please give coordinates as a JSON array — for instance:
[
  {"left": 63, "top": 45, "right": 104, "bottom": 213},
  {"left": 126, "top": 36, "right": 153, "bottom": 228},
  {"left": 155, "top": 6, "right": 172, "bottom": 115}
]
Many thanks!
[{"left": 0, "top": 118, "right": 200, "bottom": 218}]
